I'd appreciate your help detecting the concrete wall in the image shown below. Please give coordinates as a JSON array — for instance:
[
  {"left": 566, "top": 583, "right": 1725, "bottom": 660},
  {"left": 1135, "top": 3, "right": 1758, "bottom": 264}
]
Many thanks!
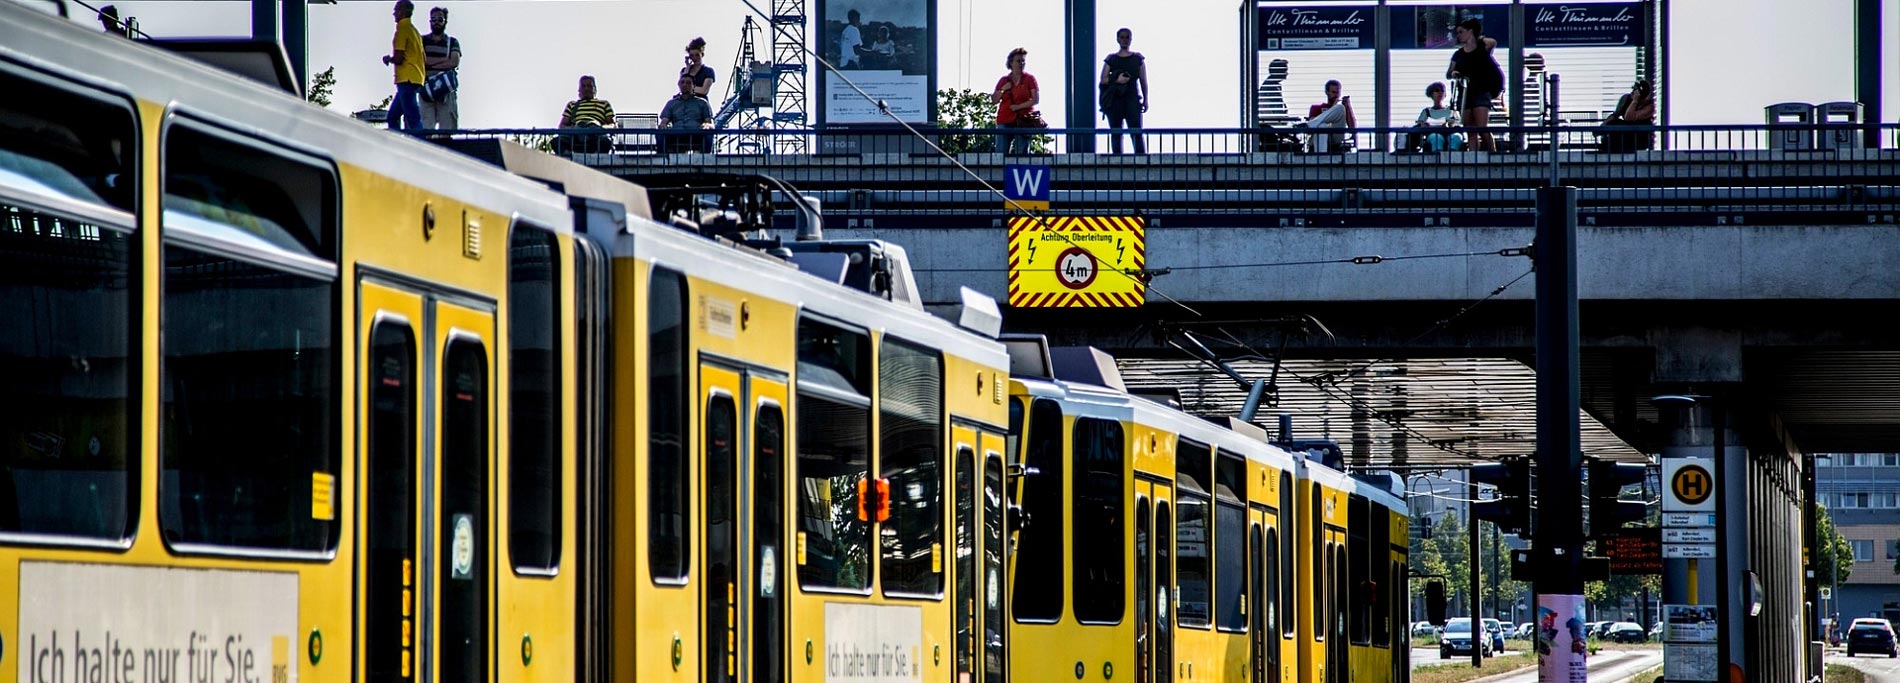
[{"left": 793, "top": 223, "right": 1900, "bottom": 305}]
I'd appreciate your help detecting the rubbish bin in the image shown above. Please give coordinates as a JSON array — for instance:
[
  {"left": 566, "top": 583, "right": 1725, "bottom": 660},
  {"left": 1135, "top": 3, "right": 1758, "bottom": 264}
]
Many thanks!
[
  {"left": 1764, "top": 102, "right": 1814, "bottom": 150},
  {"left": 1817, "top": 101, "right": 1864, "bottom": 150}
]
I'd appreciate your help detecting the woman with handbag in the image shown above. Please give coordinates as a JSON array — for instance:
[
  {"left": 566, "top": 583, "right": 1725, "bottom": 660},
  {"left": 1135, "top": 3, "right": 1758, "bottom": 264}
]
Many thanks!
[{"left": 992, "top": 47, "right": 1041, "bottom": 155}]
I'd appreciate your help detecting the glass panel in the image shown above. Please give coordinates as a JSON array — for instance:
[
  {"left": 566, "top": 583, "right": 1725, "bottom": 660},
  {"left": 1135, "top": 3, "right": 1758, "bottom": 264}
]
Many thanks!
[
  {"left": 955, "top": 447, "right": 976, "bottom": 677},
  {"left": 439, "top": 338, "right": 488, "bottom": 683},
  {"left": 159, "top": 248, "right": 335, "bottom": 550},
  {"left": 1280, "top": 473, "right": 1295, "bottom": 637},
  {"left": 1073, "top": 418, "right": 1124, "bottom": 624},
  {"left": 879, "top": 338, "right": 942, "bottom": 596},
  {"left": 508, "top": 226, "right": 559, "bottom": 571},
  {"left": 1266, "top": 527, "right": 1281, "bottom": 665},
  {"left": 796, "top": 394, "right": 870, "bottom": 589},
  {"left": 1155, "top": 502, "right": 1173, "bottom": 683},
  {"left": 647, "top": 268, "right": 687, "bottom": 580},
  {"left": 1176, "top": 440, "right": 1211, "bottom": 628},
  {"left": 705, "top": 395, "right": 737, "bottom": 683},
  {"left": 983, "top": 455, "right": 1007, "bottom": 682},
  {"left": 0, "top": 71, "right": 137, "bottom": 211},
  {"left": 163, "top": 127, "right": 334, "bottom": 261},
  {"left": 1349, "top": 495, "right": 1369, "bottom": 644},
  {"left": 1251, "top": 524, "right": 1265, "bottom": 682},
  {"left": 1216, "top": 502, "right": 1246, "bottom": 631},
  {"left": 1012, "top": 399, "right": 1064, "bottom": 621},
  {"left": 0, "top": 203, "right": 132, "bottom": 539},
  {"left": 754, "top": 404, "right": 787, "bottom": 683},
  {"left": 1136, "top": 499, "right": 1152, "bottom": 683},
  {"left": 365, "top": 322, "right": 415, "bottom": 683}
]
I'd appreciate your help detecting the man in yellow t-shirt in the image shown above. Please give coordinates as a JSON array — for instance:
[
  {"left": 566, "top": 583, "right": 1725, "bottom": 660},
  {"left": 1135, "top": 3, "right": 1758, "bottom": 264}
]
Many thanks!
[{"left": 381, "top": 0, "right": 425, "bottom": 130}]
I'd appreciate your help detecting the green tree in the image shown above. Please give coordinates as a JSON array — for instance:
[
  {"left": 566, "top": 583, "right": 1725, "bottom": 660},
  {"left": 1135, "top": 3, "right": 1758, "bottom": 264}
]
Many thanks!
[
  {"left": 933, "top": 88, "right": 995, "bottom": 153},
  {"left": 931, "top": 87, "right": 1051, "bottom": 155},
  {"left": 1816, "top": 503, "right": 1854, "bottom": 584},
  {"left": 306, "top": 66, "right": 336, "bottom": 108}
]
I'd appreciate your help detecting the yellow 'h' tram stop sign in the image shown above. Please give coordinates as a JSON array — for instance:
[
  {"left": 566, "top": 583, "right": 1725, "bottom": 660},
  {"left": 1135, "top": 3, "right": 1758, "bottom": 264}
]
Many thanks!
[{"left": 1006, "top": 216, "right": 1146, "bottom": 308}]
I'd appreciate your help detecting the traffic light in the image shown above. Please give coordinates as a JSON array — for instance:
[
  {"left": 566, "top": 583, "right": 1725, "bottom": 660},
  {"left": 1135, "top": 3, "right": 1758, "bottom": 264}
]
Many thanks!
[
  {"left": 1587, "top": 458, "right": 1648, "bottom": 540},
  {"left": 1469, "top": 457, "right": 1534, "bottom": 538}
]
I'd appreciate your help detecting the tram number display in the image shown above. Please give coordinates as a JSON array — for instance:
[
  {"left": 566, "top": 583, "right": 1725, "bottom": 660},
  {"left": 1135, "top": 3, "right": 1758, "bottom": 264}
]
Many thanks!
[
  {"left": 19, "top": 562, "right": 298, "bottom": 683},
  {"left": 823, "top": 602, "right": 923, "bottom": 682}
]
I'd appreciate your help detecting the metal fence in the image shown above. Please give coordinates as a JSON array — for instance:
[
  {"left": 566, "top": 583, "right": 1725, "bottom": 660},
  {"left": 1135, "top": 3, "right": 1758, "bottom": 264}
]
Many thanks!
[{"left": 437, "top": 124, "right": 1900, "bottom": 224}]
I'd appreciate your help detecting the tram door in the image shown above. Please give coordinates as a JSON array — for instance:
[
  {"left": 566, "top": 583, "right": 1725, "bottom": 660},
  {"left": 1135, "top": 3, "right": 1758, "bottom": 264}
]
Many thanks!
[
  {"left": 1248, "top": 507, "right": 1276, "bottom": 683},
  {"left": 1135, "top": 480, "right": 1174, "bottom": 683},
  {"left": 358, "top": 281, "right": 497, "bottom": 683},
  {"left": 700, "top": 362, "right": 789, "bottom": 683},
  {"left": 952, "top": 427, "right": 1011, "bottom": 683}
]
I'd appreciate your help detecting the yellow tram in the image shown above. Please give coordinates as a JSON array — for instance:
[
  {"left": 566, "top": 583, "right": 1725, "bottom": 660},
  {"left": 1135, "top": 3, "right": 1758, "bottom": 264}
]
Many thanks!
[
  {"left": 1, "top": 5, "right": 1411, "bottom": 683},
  {"left": 999, "top": 336, "right": 1410, "bottom": 683}
]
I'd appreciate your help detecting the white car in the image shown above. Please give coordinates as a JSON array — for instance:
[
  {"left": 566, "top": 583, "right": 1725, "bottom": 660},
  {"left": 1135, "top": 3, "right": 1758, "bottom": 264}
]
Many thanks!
[{"left": 1412, "top": 621, "right": 1438, "bottom": 637}]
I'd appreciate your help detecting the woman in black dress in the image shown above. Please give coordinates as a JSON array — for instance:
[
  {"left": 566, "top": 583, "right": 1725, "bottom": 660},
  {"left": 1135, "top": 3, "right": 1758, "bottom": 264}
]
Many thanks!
[{"left": 1447, "top": 18, "right": 1502, "bottom": 152}]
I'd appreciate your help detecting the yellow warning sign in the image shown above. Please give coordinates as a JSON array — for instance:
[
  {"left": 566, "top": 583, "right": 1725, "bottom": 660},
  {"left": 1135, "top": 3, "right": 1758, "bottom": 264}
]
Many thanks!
[{"left": 1006, "top": 216, "right": 1146, "bottom": 308}]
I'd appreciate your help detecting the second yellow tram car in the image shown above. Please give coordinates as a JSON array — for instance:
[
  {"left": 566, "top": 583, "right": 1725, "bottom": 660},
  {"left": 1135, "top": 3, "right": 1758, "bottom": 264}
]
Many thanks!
[{"left": 1001, "top": 337, "right": 1410, "bottom": 683}]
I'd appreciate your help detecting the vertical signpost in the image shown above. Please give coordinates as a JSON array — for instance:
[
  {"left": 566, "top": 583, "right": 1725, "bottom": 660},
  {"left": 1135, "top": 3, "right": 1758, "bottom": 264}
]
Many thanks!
[
  {"left": 1533, "top": 186, "right": 1586, "bottom": 683},
  {"left": 1662, "top": 455, "right": 1720, "bottom": 682}
]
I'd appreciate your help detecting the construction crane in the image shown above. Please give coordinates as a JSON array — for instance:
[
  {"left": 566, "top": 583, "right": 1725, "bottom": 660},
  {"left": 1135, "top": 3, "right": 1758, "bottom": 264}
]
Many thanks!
[{"left": 714, "top": 15, "right": 765, "bottom": 150}]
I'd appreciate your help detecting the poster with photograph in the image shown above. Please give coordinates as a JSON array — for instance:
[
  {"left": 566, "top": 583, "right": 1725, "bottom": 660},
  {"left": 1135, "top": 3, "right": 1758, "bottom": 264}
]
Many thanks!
[{"left": 820, "top": 0, "right": 935, "bottom": 125}]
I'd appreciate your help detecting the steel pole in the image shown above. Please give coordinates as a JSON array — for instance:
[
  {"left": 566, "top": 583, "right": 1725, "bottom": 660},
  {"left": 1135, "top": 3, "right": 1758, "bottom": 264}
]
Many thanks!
[
  {"left": 1471, "top": 478, "right": 1483, "bottom": 667},
  {"left": 1534, "top": 185, "right": 1584, "bottom": 683}
]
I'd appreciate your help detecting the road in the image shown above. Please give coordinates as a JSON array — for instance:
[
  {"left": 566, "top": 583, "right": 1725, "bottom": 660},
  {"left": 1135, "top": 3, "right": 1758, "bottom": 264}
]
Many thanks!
[
  {"left": 1832, "top": 650, "right": 1900, "bottom": 683},
  {"left": 1409, "top": 640, "right": 1530, "bottom": 669},
  {"left": 1409, "top": 644, "right": 1663, "bottom": 683}
]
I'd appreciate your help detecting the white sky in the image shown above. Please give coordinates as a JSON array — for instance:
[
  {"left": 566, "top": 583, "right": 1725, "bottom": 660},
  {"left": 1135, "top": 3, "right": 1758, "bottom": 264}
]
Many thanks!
[{"left": 75, "top": 0, "right": 1900, "bottom": 130}]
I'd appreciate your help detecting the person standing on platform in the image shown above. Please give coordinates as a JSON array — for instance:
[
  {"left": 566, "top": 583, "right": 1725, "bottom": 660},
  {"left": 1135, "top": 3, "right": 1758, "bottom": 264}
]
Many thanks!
[
  {"left": 682, "top": 37, "right": 716, "bottom": 98},
  {"left": 381, "top": 0, "right": 425, "bottom": 131},
  {"left": 98, "top": 5, "right": 130, "bottom": 37},
  {"left": 1099, "top": 27, "right": 1147, "bottom": 155},
  {"left": 419, "top": 7, "right": 461, "bottom": 130},
  {"left": 991, "top": 47, "right": 1041, "bottom": 155},
  {"left": 1447, "top": 17, "right": 1502, "bottom": 152}
]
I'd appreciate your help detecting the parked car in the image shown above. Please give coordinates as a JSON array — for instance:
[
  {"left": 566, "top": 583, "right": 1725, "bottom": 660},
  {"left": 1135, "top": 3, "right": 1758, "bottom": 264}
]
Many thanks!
[
  {"left": 1847, "top": 618, "right": 1899, "bottom": 658},
  {"left": 1413, "top": 621, "right": 1438, "bottom": 638},
  {"left": 1649, "top": 621, "right": 1664, "bottom": 641},
  {"left": 1440, "top": 618, "right": 1492, "bottom": 659},
  {"left": 1591, "top": 621, "right": 1617, "bottom": 639},
  {"left": 1483, "top": 618, "right": 1506, "bottom": 652},
  {"left": 1606, "top": 621, "right": 1647, "bottom": 643},
  {"left": 1515, "top": 623, "right": 1537, "bottom": 639}
]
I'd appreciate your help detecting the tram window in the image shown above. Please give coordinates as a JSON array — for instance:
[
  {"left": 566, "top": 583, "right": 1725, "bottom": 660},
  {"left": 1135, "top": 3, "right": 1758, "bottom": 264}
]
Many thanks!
[
  {"left": 982, "top": 455, "right": 1007, "bottom": 680},
  {"left": 508, "top": 225, "right": 560, "bottom": 573},
  {"left": 0, "top": 203, "right": 134, "bottom": 541},
  {"left": 797, "top": 317, "right": 871, "bottom": 591},
  {"left": 1312, "top": 485, "right": 1324, "bottom": 638},
  {"left": 879, "top": 337, "right": 943, "bottom": 597},
  {"left": 1072, "top": 417, "right": 1124, "bottom": 624},
  {"left": 1215, "top": 501, "right": 1245, "bottom": 631},
  {"left": 1371, "top": 506, "right": 1391, "bottom": 647},
  {"left": 955, "top": 447, "right": 977, "bottom": 676},
  {"left": 1006, "top": 399, "right": 1022, "bottom": 471},
  {"left": 439, "top": 337, "right": 489, "bottom": 683},
  {"left": 1280, "top": 473, "right": 1294, "bottom": 638},
  {"left": 158, "top": 122, "right": 338, "bottom": 553},
  {"left": 1012, "top": 399, "right": 1064, "bottom": 621},
  {"left": 647, "top": 268, "right": 688, "bottom": 581},
  {"left": 1175, "top": 439, "right": 1211, "bottom": 628},
  {"left": 0, "top": 70, "right": 138, "bottom": 212},
  {"left": 1215, "top": 452, "right": 1246, "bottom": 632},
  {"left": 0, "top": 74, "right": 138, "bottom": 545},
  {"left": 1135, "top": 498, "right": 1151, "bottom": 683},
  {"left": 1347, "top": 495, "right": 1369, "bottom": 644},
  {"left": 163, "top": 125, "right": 336, "bottom": 262},
  {"left": 1265, "top": 526, "right": 1281, "bottom": 649}
]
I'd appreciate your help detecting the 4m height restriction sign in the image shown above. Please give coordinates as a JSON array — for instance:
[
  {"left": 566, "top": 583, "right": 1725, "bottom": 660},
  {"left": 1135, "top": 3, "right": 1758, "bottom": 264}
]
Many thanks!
[{"left": 1006, "top": 216, "right": 1146, "bottom": 307}]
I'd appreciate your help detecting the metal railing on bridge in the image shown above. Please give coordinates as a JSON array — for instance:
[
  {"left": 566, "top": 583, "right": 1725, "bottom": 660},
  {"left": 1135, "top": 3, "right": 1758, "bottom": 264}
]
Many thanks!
[{"left": 433, "top": 123, "right": 1900, "bottom": 225}]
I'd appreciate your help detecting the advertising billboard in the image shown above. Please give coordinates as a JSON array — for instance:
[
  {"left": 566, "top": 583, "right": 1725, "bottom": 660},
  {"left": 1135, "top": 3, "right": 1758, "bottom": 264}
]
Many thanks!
[
  {"left": 819, "top": 0, "right": 936, "bottom": 125},
  {"left": 1526, "top": 1, "right": 1646, "bottom": 47},
  {"left": 1254, "top": 5, "right": 1376, "bottom": 51}
]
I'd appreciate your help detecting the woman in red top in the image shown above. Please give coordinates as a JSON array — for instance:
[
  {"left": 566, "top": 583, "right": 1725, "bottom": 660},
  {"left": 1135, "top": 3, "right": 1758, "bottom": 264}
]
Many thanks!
[{"left": 991, "top": 47, "right": 1039, "bottom": 155}]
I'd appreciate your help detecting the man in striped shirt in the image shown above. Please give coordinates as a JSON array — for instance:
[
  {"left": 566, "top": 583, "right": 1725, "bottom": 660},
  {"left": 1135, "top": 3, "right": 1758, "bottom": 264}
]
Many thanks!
[{"left": 559, "top": 75, "right": 615, "bottom": 153}]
